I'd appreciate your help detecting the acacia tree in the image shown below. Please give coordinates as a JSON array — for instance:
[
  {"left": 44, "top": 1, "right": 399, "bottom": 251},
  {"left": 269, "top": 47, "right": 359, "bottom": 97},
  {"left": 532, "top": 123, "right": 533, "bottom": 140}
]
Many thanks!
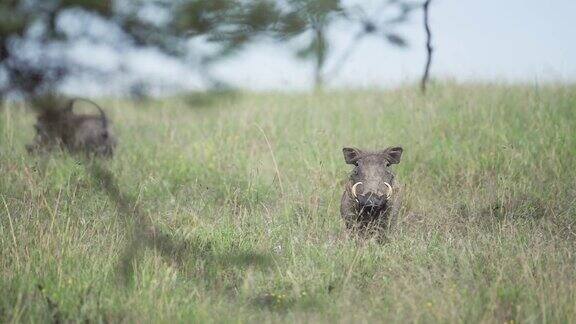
[
  {"left": 189, "top": 0, "right": 425, "bottom": 90},
  {"left": 420, "top": 0, "right": 433, "bottom": 93},
  {"left": 0, "top": 0, "right": 279, "bottom": 101},
  {"left": 274, "top": 0, "right": 343, "bottom": 88},
  {"left": 269, "top": 0, "right": 419, "bottom": 89},
  {"left": 0, "top": 0, "right": 177, "bottom": 100},
  {"left": 0, "top": 0, "right": 426, "bottom": 100}
]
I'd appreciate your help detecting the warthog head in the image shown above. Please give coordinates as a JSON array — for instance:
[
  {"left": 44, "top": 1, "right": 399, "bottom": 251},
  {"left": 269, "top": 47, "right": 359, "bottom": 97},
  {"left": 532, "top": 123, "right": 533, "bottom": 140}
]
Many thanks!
[
  {"left": 27, "top": 97, "right": 116, "bottom": 158},
  {"left": 343, "top": 146, "right": 403, "bottom": 211}
]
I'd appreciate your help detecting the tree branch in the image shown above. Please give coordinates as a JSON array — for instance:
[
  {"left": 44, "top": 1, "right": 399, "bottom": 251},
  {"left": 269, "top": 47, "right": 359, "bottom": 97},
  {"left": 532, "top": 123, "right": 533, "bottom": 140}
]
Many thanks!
[{"left": 420, "top": 0, "right": 433, "bottom": 93}]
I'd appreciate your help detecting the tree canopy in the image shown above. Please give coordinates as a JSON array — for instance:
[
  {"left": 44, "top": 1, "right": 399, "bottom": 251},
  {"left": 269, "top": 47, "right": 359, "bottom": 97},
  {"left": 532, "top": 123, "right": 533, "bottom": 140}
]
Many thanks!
[{"left": 0, "top": 0, "right": 421, "bottom": 99}]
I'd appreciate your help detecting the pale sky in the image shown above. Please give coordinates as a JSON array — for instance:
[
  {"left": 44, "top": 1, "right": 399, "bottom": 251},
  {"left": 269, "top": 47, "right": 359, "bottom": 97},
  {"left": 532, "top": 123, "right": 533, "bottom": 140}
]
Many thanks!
[{"left": 61, "top": 0, "right": 576, "bottom": 95}]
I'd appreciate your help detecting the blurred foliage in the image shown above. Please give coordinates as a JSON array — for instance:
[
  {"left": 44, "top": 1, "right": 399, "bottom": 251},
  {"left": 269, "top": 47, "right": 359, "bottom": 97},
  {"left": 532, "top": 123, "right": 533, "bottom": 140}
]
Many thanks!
[
  {"left": 176, "top": 0, "right": 419, "bottom": 88},
  {"left": 177, "top": 0, "right": 419, "bottom": 89},
  {"left": 0, "top": 0, "right": 419, "bottom": 99}
]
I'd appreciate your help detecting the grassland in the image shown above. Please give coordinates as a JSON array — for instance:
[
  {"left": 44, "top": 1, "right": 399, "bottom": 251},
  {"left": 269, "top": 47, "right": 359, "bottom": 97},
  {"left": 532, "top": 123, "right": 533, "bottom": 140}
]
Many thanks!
[{"left": 1, "top": 83, "right": 575, "bottom": 323}]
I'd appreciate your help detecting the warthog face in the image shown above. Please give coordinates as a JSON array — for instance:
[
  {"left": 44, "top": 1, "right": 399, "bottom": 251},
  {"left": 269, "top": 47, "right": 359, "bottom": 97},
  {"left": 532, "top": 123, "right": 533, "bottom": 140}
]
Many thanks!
[
  {"left": 340, "top": 146, "right": 403, "bottom": 232},
  {"left": 27, "top": 97, "right": 116, "bottom": 158},
  {"left": 344, "top": 147, "right": 403, "bottom": 211}
]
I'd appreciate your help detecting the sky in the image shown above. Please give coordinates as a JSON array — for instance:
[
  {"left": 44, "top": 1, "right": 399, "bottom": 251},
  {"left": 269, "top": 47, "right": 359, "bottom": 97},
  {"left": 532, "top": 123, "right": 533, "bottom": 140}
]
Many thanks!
[{"left": 62, "top": 0, "right": 576, "bottom": 94}]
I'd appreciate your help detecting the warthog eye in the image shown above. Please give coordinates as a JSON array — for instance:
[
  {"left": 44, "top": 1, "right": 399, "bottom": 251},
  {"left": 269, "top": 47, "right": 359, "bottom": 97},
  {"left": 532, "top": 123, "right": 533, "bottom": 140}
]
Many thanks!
[{"left": 351, "top": 167, "right": 359, "bottom": 177}]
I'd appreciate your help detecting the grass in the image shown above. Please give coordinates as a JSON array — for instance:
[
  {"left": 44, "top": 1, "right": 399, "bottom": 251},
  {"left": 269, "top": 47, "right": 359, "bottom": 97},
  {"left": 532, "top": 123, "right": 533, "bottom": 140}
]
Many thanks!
[{"left": 1, "top": 82, "right": 575, "bottom": 323}]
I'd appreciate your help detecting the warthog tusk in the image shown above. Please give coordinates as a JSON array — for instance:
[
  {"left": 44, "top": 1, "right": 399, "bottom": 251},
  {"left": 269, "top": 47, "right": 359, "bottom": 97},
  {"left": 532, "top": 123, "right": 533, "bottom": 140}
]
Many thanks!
[
  {"left": 351, "top": 182, "right": 362, "bottom": 201},
  {"left": 383, "top": 182, "right": 393, "bottom": 200}
]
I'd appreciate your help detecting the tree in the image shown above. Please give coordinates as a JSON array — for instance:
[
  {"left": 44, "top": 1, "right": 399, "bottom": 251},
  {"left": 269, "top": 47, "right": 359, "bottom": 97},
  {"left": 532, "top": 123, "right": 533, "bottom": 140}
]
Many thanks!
[
  {"left": 180, "top": 0, "right": 424, "bottom": 90},
  {"left": 0, "top": 1, "right": 169, "bottom": 99},
  {"left": 274, "top": 0, "right": 343, "bottom": 89},
  {"left": 270, "top": 0, "right": 419, "bottom": 89},
  {"left": 0, "top": 0, "right": 278, "bottom": 101},
  {"left": 420, "top": 0, "right": 433, "bottom": 93},
  {"left": 175, "top": 0, "right": 284, "bottom": 88},
  {"left": 0, "top": 0, "right": 423, "bottom": 100}
]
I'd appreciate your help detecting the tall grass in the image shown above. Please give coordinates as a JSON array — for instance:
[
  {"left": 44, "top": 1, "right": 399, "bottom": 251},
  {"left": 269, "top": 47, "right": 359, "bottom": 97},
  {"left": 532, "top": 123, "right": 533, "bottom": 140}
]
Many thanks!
[{"left": 1, "top": 83, "right": 575, "bottom": 322}]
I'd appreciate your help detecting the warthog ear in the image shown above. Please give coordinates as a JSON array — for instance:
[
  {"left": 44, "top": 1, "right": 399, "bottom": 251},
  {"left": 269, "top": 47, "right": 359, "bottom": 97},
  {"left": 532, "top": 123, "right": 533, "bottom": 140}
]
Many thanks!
[
  {"left": 343, "top": 147, "right": 363, "bottom": 165},
  {"left": 383, "top": 146, "right": 403, "bottom": 165}
]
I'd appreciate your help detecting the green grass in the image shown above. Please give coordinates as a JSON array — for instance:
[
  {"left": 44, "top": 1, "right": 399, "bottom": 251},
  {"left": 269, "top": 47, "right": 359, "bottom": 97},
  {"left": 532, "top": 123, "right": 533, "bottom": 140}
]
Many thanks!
[{"left": 1, "top": 83, "right": 575, "bottom": 323}]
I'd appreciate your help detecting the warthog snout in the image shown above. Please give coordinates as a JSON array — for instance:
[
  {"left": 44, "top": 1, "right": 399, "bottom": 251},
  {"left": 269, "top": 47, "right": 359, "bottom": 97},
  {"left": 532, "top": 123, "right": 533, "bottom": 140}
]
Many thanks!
[
  {"left": 358, "top": 193, "right": 386, "bottom": 210},
  {"left": 351, "top": 181, "right": 393, "bottom": 210}
]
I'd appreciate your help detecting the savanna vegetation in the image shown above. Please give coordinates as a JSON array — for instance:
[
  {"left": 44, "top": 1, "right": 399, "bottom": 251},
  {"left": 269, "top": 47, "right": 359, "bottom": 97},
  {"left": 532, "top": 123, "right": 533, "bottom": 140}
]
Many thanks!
[{"left": 1, "top": 83, "right": 575, "bottom": 322}]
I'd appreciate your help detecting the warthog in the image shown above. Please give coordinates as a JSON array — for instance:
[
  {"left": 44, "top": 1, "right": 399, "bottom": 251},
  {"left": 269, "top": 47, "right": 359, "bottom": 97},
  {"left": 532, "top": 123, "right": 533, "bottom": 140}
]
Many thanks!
[
  {"left": 340, "top": 146, "right": 403, "bottom": 234},
  {"left": 27, "top": 97, "right": 116, "bottom": 158}
]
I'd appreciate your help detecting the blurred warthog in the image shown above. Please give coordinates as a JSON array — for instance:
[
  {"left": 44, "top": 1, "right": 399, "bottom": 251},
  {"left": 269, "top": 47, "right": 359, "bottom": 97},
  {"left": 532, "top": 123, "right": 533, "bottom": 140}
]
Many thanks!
[
  {"left": 340, "top": 146, "right": 404, "bottom": 234},
  {"left": 27, "top": 96, "right": 116, "bottom": 158}
]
